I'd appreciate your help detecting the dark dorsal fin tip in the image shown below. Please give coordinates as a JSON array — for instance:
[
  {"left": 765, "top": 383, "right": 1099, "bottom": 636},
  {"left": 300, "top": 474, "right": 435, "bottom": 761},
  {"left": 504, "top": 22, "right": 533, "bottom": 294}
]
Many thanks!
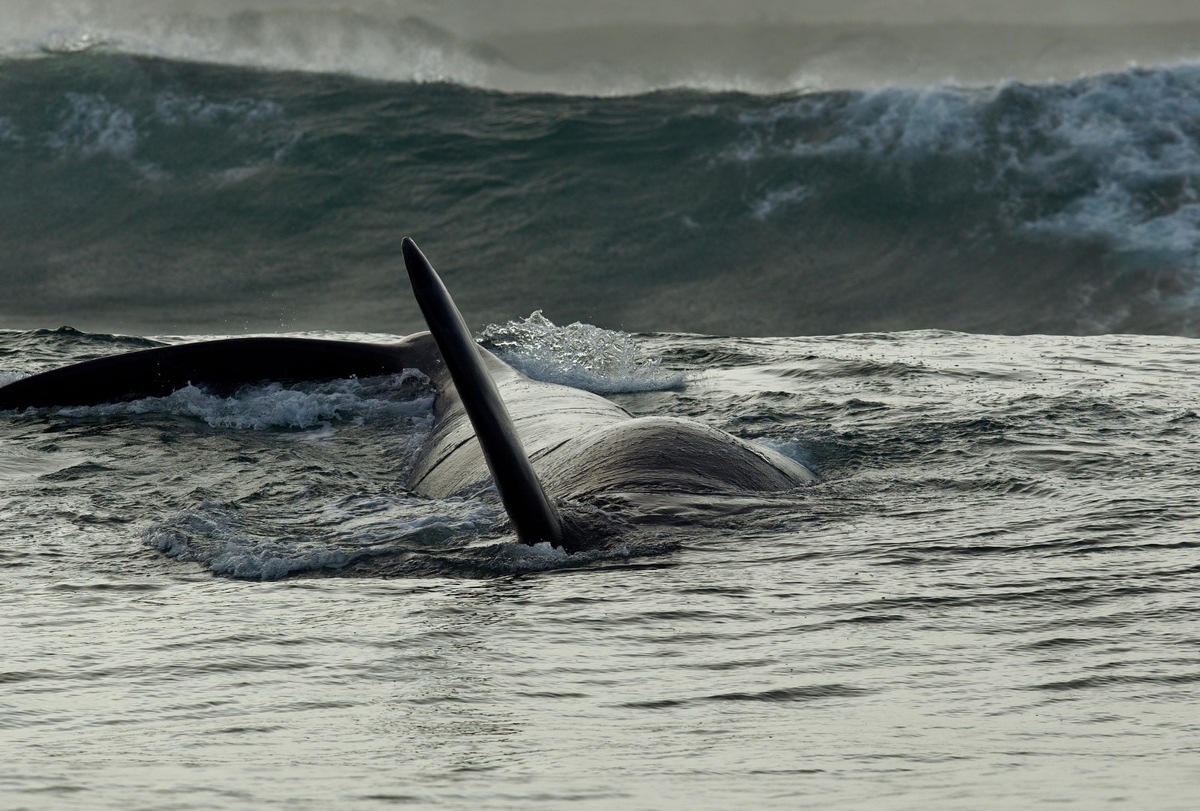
[{"left": 401, "top": 237, "right": 565, "bottom": 548}]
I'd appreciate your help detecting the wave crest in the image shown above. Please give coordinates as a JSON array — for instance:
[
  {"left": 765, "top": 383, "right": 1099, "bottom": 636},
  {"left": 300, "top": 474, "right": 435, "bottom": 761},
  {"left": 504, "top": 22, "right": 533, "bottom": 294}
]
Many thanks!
[{"left": 6, "top": 1, "right": 1200, "bottom": 95}]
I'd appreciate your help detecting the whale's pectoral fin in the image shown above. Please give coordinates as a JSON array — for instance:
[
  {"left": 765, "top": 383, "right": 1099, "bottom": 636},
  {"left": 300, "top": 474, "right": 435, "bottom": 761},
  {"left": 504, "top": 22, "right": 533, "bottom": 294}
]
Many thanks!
[{"left": 402, "top": 237, "right": 566, "bottom": 549}]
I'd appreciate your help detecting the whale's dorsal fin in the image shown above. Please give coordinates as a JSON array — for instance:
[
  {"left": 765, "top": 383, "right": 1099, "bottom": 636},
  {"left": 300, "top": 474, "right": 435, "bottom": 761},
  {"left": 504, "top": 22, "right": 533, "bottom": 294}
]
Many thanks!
[{"left": 401, "top": 237, "right": 565, "bottom": 548}]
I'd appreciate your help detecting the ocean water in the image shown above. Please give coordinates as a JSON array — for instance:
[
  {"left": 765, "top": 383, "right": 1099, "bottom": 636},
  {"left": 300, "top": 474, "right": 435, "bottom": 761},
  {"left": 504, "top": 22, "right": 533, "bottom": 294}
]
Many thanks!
[{"left": 3, "top": 2, "right": 1200, "bottom": 809}]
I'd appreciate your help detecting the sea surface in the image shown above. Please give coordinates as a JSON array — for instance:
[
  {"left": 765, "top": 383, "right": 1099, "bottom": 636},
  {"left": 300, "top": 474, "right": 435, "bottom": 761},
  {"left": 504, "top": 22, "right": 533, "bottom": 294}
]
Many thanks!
[{"left": 3, "top": 2, "right": 1200, "bottom": 809}]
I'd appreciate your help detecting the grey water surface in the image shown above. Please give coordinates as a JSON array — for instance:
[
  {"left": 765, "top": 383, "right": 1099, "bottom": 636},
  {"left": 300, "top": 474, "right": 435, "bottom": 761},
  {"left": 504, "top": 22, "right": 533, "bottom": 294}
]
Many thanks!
[{"left": 3, "top": 327, "right": 1197, "bottom": 808}]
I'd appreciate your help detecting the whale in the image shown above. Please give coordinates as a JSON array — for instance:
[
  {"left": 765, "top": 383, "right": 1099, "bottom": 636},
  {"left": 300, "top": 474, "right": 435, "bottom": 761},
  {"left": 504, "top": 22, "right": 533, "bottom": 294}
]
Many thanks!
[{"left": 0, "top": 238, "right": 815, "bottom": 551}]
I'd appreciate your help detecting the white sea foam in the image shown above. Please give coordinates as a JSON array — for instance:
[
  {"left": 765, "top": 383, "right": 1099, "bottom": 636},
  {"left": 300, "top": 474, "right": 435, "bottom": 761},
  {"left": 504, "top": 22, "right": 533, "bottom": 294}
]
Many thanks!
[
  {"left": 152, "top": 92, "right": 282, "bottom": 128},
  {"left": 148, "top": 493, "right": 505, "bottom": 580},
  {"left": 496, "top": 540, "right": 571, "bottom": 565},
  {"left": 148, "top": 503, "right": 353, "bottom": 580},
  {"left": 733, "top": 66, "right": 1200, "bottom": 276},
  {"left": 1006, "top": 68, "right": 1200, "bottom": 265},
  {"left": 5, "top": 1, "right": 1200, "bottom": 95},
  {"left": 751, "top": 185, "right": 814, "bottom": 221},
  {"left": 54, "top": 371, "right": 432, "bottom": 430},
  {"left": 479, "top": 311, "right": 685, "bottom": 394},
  {"left": 47, "top": 92, "right": 139, "bottom": 158},
  {"left": 38, "top": 87, "right": 295, "bottom": 178},
  {"left": 146, "top": 492, "right": 655, "bottom": 579}
]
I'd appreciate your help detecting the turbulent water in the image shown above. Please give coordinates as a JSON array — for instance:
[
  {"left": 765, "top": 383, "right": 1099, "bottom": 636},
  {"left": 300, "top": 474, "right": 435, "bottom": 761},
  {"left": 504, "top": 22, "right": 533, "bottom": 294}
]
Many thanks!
[
  {"left": 4, "top": 325, "right": 1199, "bottom": 808},
  {"left": 3, "top": 2, "right": 1200, "bottom": 809},
  {"left": 5, "top": 37, "right": 1200, "bottom": 335}
]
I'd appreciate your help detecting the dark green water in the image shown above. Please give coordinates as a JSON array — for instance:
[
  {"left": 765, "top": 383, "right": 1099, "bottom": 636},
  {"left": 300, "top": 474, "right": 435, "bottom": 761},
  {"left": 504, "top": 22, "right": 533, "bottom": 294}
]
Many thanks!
[{"left": 3, "top": 53, "right": 1200, "bottom": 336}]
